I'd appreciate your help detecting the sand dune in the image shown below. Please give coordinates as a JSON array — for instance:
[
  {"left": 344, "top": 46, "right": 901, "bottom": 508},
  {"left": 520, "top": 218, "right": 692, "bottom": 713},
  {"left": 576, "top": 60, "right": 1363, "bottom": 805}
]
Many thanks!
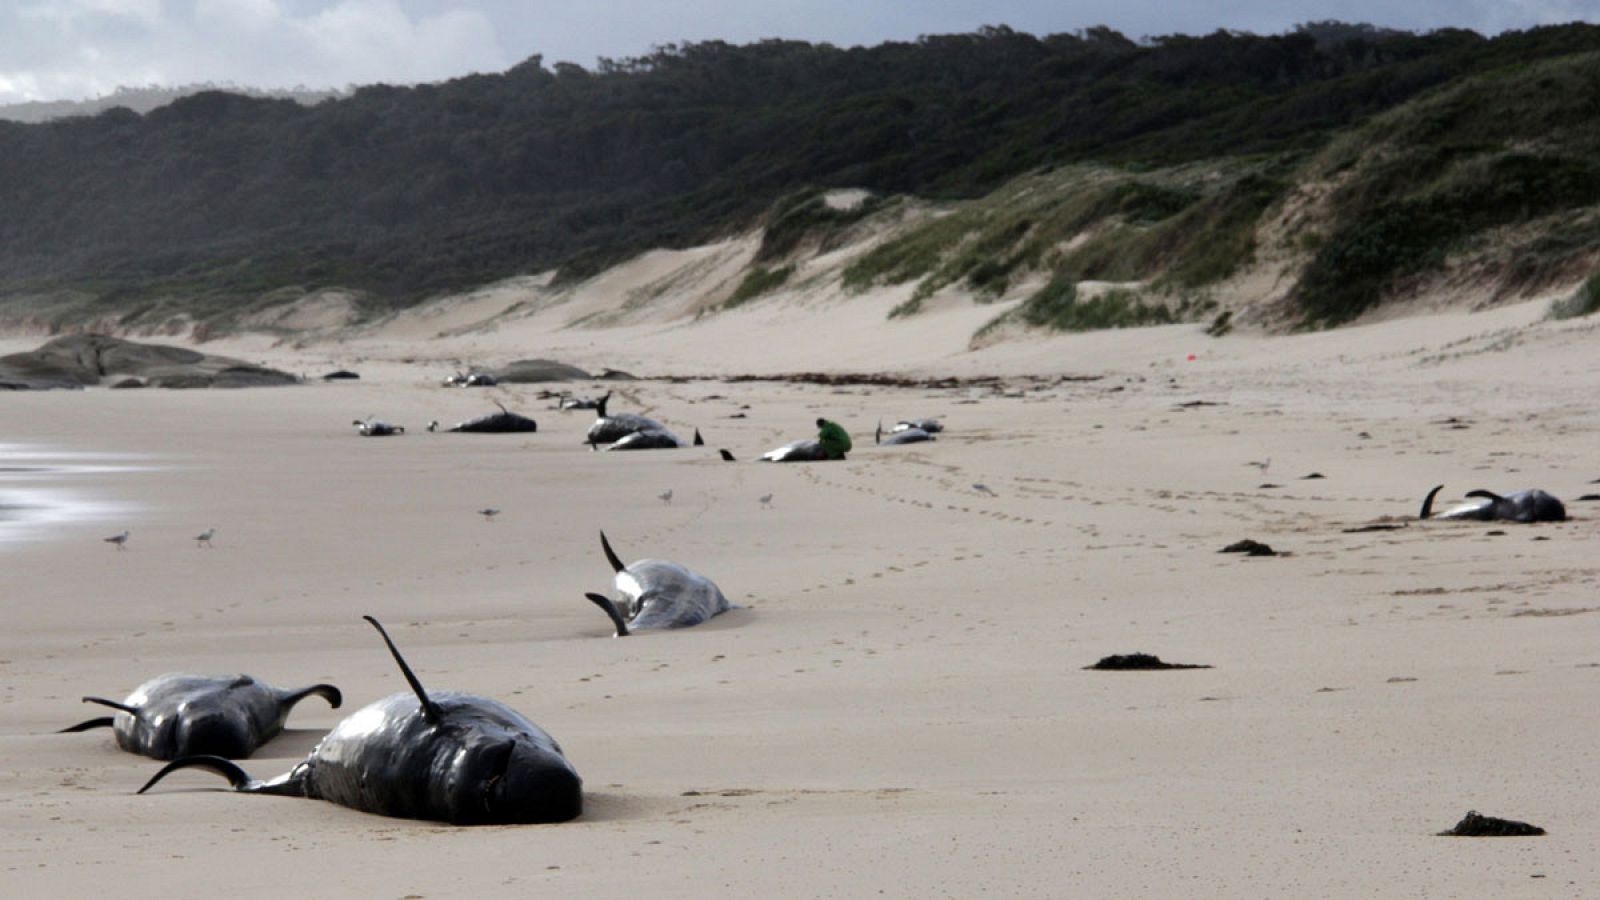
[{"left": 2, "top": 295, "right": 1598, "bottom": 896}]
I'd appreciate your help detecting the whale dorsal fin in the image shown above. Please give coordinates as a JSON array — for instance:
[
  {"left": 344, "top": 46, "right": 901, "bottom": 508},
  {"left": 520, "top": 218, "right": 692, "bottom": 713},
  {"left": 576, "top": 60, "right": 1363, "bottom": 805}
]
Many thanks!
[
  {"left": 82, "top": 696, "right": 140, "bottom": 715},
  {"left": 693, "top": 428, "right": 704, "bottom": 446},
  {"left": 600, "top": 531, "right": 627, "bottom": 573},
  {"left": 875, "top": 420, "right": 883, "bottom": 445},
  {"left": 362, "top": 616, "right": 443, "bottom": 726}
]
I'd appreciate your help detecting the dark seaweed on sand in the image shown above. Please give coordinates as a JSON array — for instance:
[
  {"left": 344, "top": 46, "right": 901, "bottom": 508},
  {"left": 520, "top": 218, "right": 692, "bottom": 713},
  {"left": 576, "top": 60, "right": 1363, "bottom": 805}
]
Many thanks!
[
  {"left": 1437, "top": 810, "right": 1545, "bottom": 837},
  {"left": 1086, "top": 654, "right": 1212, "bottom": 670}
]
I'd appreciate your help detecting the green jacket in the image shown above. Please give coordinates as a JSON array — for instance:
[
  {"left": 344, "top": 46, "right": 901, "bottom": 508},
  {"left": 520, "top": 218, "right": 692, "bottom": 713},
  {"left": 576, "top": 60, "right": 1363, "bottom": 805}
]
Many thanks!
[{"left": 816, "top": 419, "right": 852, "bottom": 459}]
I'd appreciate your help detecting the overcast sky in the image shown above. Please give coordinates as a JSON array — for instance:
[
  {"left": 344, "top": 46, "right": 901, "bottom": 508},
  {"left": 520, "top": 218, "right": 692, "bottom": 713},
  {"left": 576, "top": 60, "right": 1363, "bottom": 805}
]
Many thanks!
[{"left": 0, "top": 0, "right": 1595, "bottom": 104}]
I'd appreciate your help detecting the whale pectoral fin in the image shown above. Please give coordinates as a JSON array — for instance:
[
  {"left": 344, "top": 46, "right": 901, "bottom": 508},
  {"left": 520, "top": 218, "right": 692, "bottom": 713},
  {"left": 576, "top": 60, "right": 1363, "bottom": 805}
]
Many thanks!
[
  {"left": 281, "top": 683, "right": 343, "bottom": 712},
  {"left": 585, "top": 593, "right": 631, "bottom": 637},
  {"left": 139, "top": 755, "right": 262, "bottom": 794},
  {"left": 600, "top": 531, "right": 626, "bottom": 574},
  {"left": 1464, "top": 489, "right": 1503, "bottom": 502},
  {"left": 1420, "top": 484, "right": 1445, "bottom": 519},
  {"left": 58, "top": 717, "right": 116, "bottom": 733},
  {"left": 82, "top": 696, "right": 140, "bottom": 715},
  {"left": 362, "top": 616, "right": 444, "bottom": 726}
]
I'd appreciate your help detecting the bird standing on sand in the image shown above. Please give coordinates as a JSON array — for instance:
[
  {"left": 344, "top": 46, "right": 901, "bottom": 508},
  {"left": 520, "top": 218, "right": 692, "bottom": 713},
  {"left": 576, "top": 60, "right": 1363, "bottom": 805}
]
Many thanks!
[
  {"left": 759, "top": 493, "right": 774, "bottom": 509},
  {"left": 479, "top": 508, "right": 500, "bottom": 521},
  {"left": 1246, "top": 457, "right": 1271, "bottom": 476},
  {"left": 973, "top": 483, "right": 996, "bottom": 497},
  {"left": 105, "top": 530, "right": 129, "bottom": 550},
  {"left": 194, "top": 528, "right": 215, "bottom": 548},
  {"left": 659, "top": 489, "right": 673, "bottom": 505}
]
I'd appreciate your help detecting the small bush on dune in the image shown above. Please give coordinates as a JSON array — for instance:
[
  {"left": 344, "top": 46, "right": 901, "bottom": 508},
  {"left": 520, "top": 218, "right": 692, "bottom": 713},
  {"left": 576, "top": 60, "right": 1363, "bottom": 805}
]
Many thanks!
[{"left": 1548, "top": 271, "right": 1600, "bottom": 319}]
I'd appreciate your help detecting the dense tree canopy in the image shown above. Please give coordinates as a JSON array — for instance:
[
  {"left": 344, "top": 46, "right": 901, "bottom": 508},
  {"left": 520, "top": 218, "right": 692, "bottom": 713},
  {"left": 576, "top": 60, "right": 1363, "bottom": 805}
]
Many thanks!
[{"left": 1, "top": 22, "right": 1597, "bottom": 312}]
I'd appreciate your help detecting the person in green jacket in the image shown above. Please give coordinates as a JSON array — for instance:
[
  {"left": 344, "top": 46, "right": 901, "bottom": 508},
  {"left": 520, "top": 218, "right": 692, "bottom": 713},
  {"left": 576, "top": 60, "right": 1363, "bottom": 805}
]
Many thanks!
[{"left": 816, "top": 417, "right": 852, "bottom": 460}]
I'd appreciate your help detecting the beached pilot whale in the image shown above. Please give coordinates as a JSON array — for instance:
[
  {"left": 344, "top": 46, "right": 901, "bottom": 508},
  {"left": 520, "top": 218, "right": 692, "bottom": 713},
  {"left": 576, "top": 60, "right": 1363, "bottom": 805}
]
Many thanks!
[
  {"left": 758, "top": 439, "right": 829, "bottom": 462},
  {"left": 893, "top": 418, "right": 943, "bottom": 434},
  {"left": 58, "top": 674, "right": 341, "bottom": 760},
  {"left": 584, "top": 531, "right": 732, "bottom": 636},
  {"left": 875, "top": 420, "right": 934, "bottom": 446},
  {"left": 426, "top": 401, "right": 538, "bottom": 433},
  {"left": 556, "top": 392, "right": 604, "bottom": 411},
  {"left": 604, "top": 427, "right": 686, "bottom": 450},
  {"left": 1419, "top": 485, "right": 1567, "bottom": 523},
  {"left": 585, "top": 393, "right": 672, "bottom": 447},
  {"left": 137, "top": 617, "right": 583, "bottom": 825},
  {"left": 353, "top": 417, "right": 404, "bottom": 436}
]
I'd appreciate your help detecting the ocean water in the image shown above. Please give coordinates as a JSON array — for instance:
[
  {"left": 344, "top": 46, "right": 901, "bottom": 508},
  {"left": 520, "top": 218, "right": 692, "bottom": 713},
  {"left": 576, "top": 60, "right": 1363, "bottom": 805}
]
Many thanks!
[{"left": 0, "top": 443, "right": 146, "bottom": 546}]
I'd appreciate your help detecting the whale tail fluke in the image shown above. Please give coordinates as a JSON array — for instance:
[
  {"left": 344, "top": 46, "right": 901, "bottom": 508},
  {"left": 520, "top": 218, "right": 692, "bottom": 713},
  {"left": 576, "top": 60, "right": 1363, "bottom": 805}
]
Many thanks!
[
  {"left": 599, "top": 531, "right": 626, "bottom": 573},
  {"left": 585, "top": 593, "right": 631, "bottom": 637},
  {"left": 1419, "top": 484, "right": 1445, "bottom": 519},
  {"left": 281, "top": 683, "right": 343, "bottom": 711},
  {"left": 57, "top": 717, "right": 115, "bottom": 733}
]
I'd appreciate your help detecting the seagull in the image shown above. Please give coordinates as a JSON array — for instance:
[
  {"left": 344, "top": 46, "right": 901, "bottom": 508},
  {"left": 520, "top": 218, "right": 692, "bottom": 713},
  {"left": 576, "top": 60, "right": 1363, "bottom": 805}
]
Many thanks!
[
  {"left": 1245, "top": 457, "right": 1271, "bottom": 475},
  {"left": 104, "top": 530, "right": 129, "bottom": 550},
  {"left": 973, "top": 483, "right": 996, "bottom": 497},
  {"left": 478, "top": 508, "right": 500, "bottom": 521},
  {"left": 194, "top": 528, "right": 215, "bottom": 548},
  {"left": 759, "top": 493, "right": 774, "bottom": 509},
  {"left": 658, "top": 489, "right": 673, "bottom": 505}
]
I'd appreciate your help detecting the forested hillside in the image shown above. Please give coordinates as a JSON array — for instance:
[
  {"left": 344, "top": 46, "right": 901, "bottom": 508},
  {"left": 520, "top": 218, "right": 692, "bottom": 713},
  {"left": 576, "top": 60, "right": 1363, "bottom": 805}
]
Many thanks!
[{"left": 3, "top": 22, "right": 1600, "bottom": 331}]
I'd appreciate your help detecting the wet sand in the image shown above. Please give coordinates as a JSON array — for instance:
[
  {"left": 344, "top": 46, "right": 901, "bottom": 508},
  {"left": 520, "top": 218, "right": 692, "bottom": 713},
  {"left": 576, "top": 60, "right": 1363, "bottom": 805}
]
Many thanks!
[{"left": 2, "top": 301, "right": 1598, "bottom": 896}]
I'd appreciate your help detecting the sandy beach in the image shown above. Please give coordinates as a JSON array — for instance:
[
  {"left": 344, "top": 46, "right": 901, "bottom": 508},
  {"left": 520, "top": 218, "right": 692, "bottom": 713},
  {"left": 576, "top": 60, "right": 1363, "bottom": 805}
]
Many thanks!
[{"left": 2, "top": 293, "right": 1598, "bottom": 897}]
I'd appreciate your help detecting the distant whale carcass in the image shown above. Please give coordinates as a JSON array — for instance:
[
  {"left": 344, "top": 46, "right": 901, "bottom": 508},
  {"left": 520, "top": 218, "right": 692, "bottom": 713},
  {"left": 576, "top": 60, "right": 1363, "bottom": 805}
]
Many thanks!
[
  {"left": 428, "top": 401, "right": 538, "bottom": 433},
  {"left": 758, "top": 439, "right": 830, "bottom": 462},
  {"left": 58, "top": 673, "right": 341, "bottom": 760},
  {"left": 604, "top": 428, "right": 684, "bottom": 450},
  {"left": 875, "top": 420, "right": 934, "bottom": 446},
  {"left": 137, "top": 617, "right": 582, "bottom": 825},
  {"left": 353, "top": 417, "right": 405, "bottom": 436},
  {"left": 584, "top": 531, "right": 732, "bottom": 636},
  {"left": 1419, "top": 485, "right": 1567, "bottom": 523},
  {"left": 585, "top": 393, "right": 673, "bottom": 446}
]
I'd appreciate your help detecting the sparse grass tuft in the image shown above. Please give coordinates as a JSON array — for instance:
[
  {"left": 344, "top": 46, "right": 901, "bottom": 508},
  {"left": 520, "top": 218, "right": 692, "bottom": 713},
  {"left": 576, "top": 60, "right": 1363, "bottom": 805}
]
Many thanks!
[{"left": 723, "top": 264, "right": 795, "bottom": 308}]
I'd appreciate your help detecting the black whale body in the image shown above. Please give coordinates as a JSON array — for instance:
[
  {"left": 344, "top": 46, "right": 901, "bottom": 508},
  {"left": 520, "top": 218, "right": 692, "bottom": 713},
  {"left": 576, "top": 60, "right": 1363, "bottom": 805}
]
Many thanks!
[
  {"left": 59, "top": 673, "right": 341, "bottom": 760},
  {"left": 138, "top": 618, "right": 581, "bottom": 825},
  {"left": 433, "top": 401, "right": 538, "bottom": 433},
  {"left": 1420, "top": 486, "right": 1566, "bottom": 523}
]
